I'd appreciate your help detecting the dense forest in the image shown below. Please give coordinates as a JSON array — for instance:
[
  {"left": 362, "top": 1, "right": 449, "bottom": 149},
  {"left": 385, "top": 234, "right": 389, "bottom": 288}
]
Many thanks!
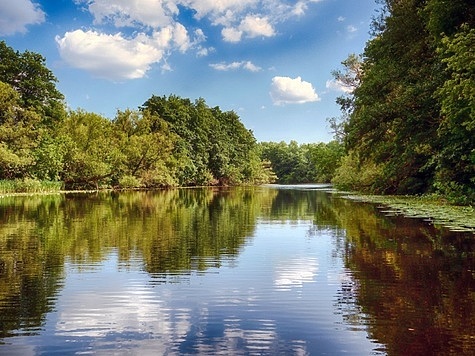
[
  {"left": 0, "top": 40, "right": 343, "bottom": 191},
  {"left": 330, "top": 0, "right": 475, "bottom": 204},
  {"left": 0, "top": 41, "right": 278, "bottom": 190}
]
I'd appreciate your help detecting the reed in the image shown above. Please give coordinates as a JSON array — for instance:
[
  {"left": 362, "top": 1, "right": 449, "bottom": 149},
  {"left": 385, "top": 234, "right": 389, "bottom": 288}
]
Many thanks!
[{"left": 0, "top": 179, "right": 63, "bottom": 194}]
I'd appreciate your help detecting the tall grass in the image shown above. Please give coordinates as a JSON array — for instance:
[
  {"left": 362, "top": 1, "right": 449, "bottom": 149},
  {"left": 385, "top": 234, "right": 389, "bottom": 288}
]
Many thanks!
[{"left": 0, "top": 179, "right": 63, "bottom": 194}]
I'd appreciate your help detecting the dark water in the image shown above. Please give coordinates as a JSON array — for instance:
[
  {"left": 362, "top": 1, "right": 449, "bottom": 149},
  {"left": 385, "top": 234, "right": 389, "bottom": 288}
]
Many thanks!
[{"left": 0, "top": 186, "right": 473, "bottom": 355}]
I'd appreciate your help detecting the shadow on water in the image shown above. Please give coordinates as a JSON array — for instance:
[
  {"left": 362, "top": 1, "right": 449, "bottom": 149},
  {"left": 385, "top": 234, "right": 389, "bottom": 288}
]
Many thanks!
[{"left": 0, "top": 186, "right": 473, "bottom": 354}]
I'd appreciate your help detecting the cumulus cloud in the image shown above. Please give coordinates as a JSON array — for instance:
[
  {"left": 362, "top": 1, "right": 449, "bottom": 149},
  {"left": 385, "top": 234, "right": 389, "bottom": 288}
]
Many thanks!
[
  {"left": 221, "top": 27, "right": 243, "bottom": 42},
  {"left": 56, "top": 30, "right": 164, "bottom": 80},
  {"left": 270, "top": 76, "right": 319, "bottom": 105},
  {"left": 76, "top": 0, "right": 178, "bottom": 28},
  {"left": 239, "top": 15, "right": 274, "bottom": 38},
  {"left": 325, "top": 79, "right": 353, "bottom": 94},
  {"left": 55, "top": 21, "right": 205, "bottom": 80},
  {"left": 58, "top": 0, "right": 322, "bottom": 78},
  {"left": 222, "top": 15, "right": 275, "bottom": 42},
  {"left": 0, "top": 0, "right": 45, "bottom": 35},
  {"left": 210, "top": 60, "right": 261, "bottom": 72},
  {"left": 182, "top": 0, "right": 257, "bottom": 20}
]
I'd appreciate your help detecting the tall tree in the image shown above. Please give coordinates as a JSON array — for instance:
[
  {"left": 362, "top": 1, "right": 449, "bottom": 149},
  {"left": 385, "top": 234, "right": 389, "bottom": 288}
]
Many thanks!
[
  {"left": 434, "top": 25, "right": 475, "bottom": 203},
  {"left": 0, "top": 41, "right": 65, "bottom": 124},
  {"left": 0, "top": 82, "right": 39, "bottom": 179}
]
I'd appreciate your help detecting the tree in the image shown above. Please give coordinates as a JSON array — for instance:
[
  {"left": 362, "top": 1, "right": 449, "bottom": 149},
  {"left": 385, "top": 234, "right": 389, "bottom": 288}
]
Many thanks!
[
  {"left": 334, "top": 0, "right": 442, "bottom": 194},
  {"left": 113, "top": 109, "right": 177, "bottom": 188},
  {"left": 142, "top": 95, "right": 269, "bottom": 186},
  {"left": 331, "top": 0, "right": 475, "bottom": 203},
  {"left": 0, "top": 41, "right": 65, "bottom": 124},
  {"left": 259, "top": 141, "right": 343, "bottom": 184},
  {"left": 59, "top": 110, "right": 122, "bottom": 189},
  {"left": 328, "top": 54, "right": 363, "bottom": 143},
  {"left": 434, "top": 25, "right": 475, "bottom": 203},
  {"left": 0, "top": 82, "right": 40, "bottom": 179}
]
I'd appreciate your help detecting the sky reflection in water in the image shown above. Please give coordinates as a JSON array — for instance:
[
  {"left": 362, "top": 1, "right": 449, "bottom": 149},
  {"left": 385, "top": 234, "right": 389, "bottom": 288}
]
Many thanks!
[
  {"left": 2, "top": 223, "right": 382, "bottom": 355},
  {"left": 1, "top": 187, "right": 472, "bottom": 355}
]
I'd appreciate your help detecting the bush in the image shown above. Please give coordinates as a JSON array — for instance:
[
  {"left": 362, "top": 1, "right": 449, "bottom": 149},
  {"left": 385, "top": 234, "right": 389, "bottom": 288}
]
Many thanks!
[
  {"left": 332, "top": 152, "right": 384, "bottom": 192},
  {"left": 118, "top": 175, "right": 143, "bottom": 189}
]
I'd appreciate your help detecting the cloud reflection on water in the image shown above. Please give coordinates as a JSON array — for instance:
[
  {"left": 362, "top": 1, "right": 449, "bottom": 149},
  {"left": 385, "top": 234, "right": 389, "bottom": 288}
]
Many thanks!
[{"left": 274, "top": 257, "right": 319, "bottom": 291}]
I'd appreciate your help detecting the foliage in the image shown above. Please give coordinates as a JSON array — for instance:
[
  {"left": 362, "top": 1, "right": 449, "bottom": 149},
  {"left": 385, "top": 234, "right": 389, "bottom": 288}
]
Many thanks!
[
  {"left": 0, "top": 179, "right": 62, "bottom": 194},
  {"left": 331, "top": 0, "right": 475, "bottom": 204},
  {"left": 0, "top": 40, "right": 274, "bottom": 189},
  {"left": 0, "top": 41, "right": 65, "bottom": 124},
  {"left": 0, "top": 81, "right": 40, "bottom": 179},
  {"left": 259, "top": 140, "right": 344, "bottom": 184},
  {"left": 331, "top": 151, "right": 384, "bottom": 192},
  {"left": 434, "top": 25, "right": 475, "bottom": 204},
  {"left": 142, "top": 95, "right": 272, "bottom": 186}
]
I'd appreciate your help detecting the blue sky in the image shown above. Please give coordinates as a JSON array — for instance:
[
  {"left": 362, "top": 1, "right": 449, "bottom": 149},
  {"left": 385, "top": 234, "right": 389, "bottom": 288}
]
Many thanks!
[{"left": 0, "top": 0, "right": 379, "bottom": 143}]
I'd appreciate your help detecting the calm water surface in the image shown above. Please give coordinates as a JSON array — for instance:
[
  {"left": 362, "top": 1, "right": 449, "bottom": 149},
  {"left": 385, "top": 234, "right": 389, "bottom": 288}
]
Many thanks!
[{"left": 0, "top": 186, "right": 473, "bottom": 355}]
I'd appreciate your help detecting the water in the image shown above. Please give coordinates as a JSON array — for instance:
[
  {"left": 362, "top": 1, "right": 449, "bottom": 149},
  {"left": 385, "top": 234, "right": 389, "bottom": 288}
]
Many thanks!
[{"left": 0, "top": 186, "right": 473, "bottom": 355}]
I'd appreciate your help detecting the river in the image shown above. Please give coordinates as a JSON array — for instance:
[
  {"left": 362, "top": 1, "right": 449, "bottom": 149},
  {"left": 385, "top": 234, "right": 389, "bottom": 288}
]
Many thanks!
[{"left": 0, "top": 186, "right": 473, "bottom": 355}]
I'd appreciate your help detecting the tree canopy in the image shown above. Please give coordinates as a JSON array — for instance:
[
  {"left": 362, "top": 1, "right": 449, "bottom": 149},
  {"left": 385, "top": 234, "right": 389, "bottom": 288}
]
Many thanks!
[
  {"left": 331, "top": 0, "right": 475, "bottom": 204},
  {"left": 0, "top": 41, "right": 277, "bottom": 189}
]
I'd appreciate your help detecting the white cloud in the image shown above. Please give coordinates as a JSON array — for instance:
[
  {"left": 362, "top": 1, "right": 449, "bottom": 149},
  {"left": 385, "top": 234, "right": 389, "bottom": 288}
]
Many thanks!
[
  {"left": 239, "top": 15, "right": 274, "bottom": 38},
  {"left": 292, "top": 1, "right": 312, "bottom": 16},
  {"left": 325, "top": 79, "right": 353, "bottom": 94},
  {"left": 56, "top": 21, "right": 201, "bottom": 80},
  {"left": 182, "top": 0, "right": 257, "bottom": 19},
  {"left": 77, "top": 0, "right": 178, "bottom": 28},
  {"left": 58, "top": 0, "right": 322, "bottom": 79},
  {"left": 347, "top": 25, "right": 357, "bottom": 33},
  {"left": 172, "top": 22, "right": 191, "bottom": 52},
  {"left": 274, "top": 257, "right": 318, "bottom": 291},
  {"left": 0, "top": 0, "right": 45, "bottom": 35},
  {"left": 210, "top": 60, "right": 261, "bottom": 72},
  {"left": 243, "top": 61, "right": 261, "bottom": 72},
  {"left": 337, "top": 16, "right": 345, "bottom": 22},
  {"left": 270, "top": 76, "right": 319, "bottom": 105},
  {"left": 222, "top": 27, "right": 242, "bottom": 42},
  {"left": 56, "top": 30, "right": 164, "bottom": 80},
  {"left": 222, "top": 15, "right": 275, "bottom": 42}
]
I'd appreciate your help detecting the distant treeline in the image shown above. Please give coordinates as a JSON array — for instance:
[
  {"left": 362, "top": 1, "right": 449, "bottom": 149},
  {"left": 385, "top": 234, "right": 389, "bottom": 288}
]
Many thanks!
[
  {"left": 330, "top": 0, "right": 475, "bottom": 204},
  {"left": 259, "top": 140, "right": 344, "bottom": 184}
]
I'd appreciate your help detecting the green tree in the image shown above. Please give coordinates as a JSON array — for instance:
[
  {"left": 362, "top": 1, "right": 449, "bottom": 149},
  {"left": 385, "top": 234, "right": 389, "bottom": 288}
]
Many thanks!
[
  {"left": 142, "top": 95, "right": 268, "bottom": 186},
  {"left": 434, "top": 25, "right": 475, "bottom": 203},
  {"left": 113, "top": 109, "right": 177, "bottom": 188},
  {"left": 59, "top": 110, "right": 122, "bottom": 189},
  {"left": 0, "top": 82, "right": 40, "bottom": 179},
  {"left": 0, "top": 41, "right": 65, "bottom": 124}
]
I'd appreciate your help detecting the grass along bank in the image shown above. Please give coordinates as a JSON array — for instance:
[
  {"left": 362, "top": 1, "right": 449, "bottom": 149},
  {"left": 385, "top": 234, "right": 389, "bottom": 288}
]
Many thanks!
[{"left": 0, "top": 179, "right": 63, "bottom": 194}]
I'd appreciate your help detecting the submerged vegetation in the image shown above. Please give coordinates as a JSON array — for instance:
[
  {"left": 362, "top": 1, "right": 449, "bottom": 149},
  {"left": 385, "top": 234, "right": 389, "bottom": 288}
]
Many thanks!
[{"left": 341, "top": 193, "right": 475, "bottom": 233}]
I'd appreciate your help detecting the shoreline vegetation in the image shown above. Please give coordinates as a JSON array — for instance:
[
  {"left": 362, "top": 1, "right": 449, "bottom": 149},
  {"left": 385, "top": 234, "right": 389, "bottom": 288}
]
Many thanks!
[
  {"left": 341, "top": 193, "right": 475, "bottom": 234},
  {"left": 1, "top": 0, "right": 474, "bottom": 208},
  {"left": 1, "top": 179, "right": 473, "bottom": 234}
]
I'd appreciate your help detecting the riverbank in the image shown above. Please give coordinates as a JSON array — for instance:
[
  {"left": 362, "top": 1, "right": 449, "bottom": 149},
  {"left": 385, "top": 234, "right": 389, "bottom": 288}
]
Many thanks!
[
  {"left": 341, "top": 193, "right": 475, "bottom": 233},
  {"left": 2, "top": 180, "right": 473, "bottom": 234}
]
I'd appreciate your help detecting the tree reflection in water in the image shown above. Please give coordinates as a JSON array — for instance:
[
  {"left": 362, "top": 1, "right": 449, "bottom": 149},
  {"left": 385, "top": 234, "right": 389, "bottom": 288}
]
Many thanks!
[{"left": 0, "top": 187, "right": 473, "bottom": 355}]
